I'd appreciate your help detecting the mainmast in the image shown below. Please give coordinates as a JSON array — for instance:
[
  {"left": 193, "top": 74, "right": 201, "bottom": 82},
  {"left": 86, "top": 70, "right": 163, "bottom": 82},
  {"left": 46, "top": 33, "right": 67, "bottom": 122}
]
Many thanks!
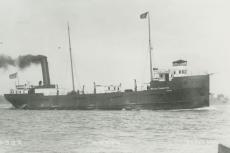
[
  {"left": 67, "top": 22, "right": 76, "bottom": 92},
  {"left": 140, "top": 11, "right": 153, "bottom": 82},
  {"left": 147, "top": 12, "right": 153, "bottom": 82}
]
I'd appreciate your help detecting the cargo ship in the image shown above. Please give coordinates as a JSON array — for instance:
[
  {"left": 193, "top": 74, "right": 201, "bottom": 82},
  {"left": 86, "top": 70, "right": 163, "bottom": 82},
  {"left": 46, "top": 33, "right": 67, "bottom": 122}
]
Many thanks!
[
  {"left": 4, "top": 58, "right": 210, "bottom": 110},
  {"left": 4, "top": 14, "right": 210, "bottom": 110}
]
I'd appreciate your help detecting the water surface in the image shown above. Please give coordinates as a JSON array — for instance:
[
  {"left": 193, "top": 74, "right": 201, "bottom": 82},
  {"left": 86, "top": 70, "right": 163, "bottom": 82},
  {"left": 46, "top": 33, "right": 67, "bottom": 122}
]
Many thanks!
[{"left": 0, "top": 101, "right": 229, "bottom": 153}]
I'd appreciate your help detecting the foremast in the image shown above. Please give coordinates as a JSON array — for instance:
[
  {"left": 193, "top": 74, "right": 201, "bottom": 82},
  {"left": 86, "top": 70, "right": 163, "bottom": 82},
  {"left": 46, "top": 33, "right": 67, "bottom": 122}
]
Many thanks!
[{"left": 67, "top": 23, "right": 76, "bottom": 92}]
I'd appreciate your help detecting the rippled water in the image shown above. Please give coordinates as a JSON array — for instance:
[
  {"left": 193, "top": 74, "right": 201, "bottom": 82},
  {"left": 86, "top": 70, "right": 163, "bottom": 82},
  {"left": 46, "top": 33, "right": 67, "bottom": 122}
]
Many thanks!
[{"left": 0, "top": 100, "right": 230, "bottom": 153}]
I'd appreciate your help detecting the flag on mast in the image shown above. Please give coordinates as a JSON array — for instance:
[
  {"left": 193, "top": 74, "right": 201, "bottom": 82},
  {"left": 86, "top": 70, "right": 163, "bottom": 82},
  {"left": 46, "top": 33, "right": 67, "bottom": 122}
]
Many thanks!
[
  {"left": 140, "top": 12, "right": 148, "bottom": 19},
  {"left": 9, "top": 72, "right": 18, "bottom": 79}
]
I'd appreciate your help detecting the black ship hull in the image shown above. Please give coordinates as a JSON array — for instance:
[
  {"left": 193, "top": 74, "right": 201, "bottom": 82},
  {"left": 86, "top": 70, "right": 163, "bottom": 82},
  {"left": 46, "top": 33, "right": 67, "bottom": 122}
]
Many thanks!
[{"left": 4, "top": 75, "right": 209, "bottom": 110}]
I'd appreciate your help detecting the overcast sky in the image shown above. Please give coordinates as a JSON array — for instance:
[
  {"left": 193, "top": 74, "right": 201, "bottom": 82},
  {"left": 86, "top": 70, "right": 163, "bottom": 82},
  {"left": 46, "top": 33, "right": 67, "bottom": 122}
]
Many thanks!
[{"left": 0, "top": 0, "right": 230, "bottom": 96}]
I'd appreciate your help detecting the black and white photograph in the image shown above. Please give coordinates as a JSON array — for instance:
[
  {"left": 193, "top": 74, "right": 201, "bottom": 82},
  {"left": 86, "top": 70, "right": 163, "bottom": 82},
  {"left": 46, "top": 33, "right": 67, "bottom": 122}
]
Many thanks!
[{"left": 0, "top": 0, "right": 230, "bottom": 152}]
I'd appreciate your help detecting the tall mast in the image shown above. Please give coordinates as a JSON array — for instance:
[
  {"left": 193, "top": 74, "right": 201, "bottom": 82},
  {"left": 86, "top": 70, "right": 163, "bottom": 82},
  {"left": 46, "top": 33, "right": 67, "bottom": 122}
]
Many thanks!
[
  {"left": 67, "top": 22, "right": 75, "bottom": 91},
  {"left": 147, "top": 12, "right": 153, "bottom": 82}
]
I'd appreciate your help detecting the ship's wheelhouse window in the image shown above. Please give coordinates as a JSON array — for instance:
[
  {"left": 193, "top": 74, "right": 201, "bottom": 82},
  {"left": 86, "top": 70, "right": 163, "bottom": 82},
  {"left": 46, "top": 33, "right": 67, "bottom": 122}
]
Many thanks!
[
  {"left": 179, "top": 70, "right": 181, "bottom": 74},
  {"left": 160, "top": 74, "right": 163, "bottom": 78},
  {"left": 181, "top": 70, "right": 186, "bottom": 74},
  {"left": 174, "top": 71, "right": 176, "bottom": 74}
]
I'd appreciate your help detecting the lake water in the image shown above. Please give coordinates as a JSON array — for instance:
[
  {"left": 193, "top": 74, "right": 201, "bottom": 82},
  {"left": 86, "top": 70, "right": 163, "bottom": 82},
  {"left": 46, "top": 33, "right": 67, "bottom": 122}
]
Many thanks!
[{"left": 0, "top": 100, "right": 230, "bottom": 153}]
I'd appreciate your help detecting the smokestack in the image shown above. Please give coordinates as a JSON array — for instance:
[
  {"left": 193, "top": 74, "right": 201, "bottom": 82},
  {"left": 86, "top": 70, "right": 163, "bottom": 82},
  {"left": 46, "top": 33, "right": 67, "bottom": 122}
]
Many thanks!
[{"left": 40, "top": 56, "right": 50, "bottom": 86}]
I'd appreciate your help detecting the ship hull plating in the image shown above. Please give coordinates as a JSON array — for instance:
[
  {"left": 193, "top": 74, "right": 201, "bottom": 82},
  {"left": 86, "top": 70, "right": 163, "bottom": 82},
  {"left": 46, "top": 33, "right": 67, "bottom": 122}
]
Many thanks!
[{"left": 4, "top": 75, "right": 209, "bottom": 110}]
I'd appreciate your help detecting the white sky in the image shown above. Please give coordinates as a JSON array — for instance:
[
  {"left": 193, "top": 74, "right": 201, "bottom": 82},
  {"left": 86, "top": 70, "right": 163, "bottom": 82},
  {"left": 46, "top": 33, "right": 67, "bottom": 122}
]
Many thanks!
[{"left": 0, "top": 0, "right": 230, "bottom": 96}]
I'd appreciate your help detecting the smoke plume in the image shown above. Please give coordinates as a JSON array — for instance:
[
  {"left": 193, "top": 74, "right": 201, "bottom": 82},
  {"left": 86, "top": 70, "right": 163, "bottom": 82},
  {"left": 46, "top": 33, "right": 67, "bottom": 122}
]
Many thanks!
[
  {"left": 17, "top": 54, "right": 46, "bottom": 69},
  {"left": 0, "top": 55, "right": 15, "bottom": 69},
  {"left": 0, "top": 54, "right": 46, "bottom": 70}
]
